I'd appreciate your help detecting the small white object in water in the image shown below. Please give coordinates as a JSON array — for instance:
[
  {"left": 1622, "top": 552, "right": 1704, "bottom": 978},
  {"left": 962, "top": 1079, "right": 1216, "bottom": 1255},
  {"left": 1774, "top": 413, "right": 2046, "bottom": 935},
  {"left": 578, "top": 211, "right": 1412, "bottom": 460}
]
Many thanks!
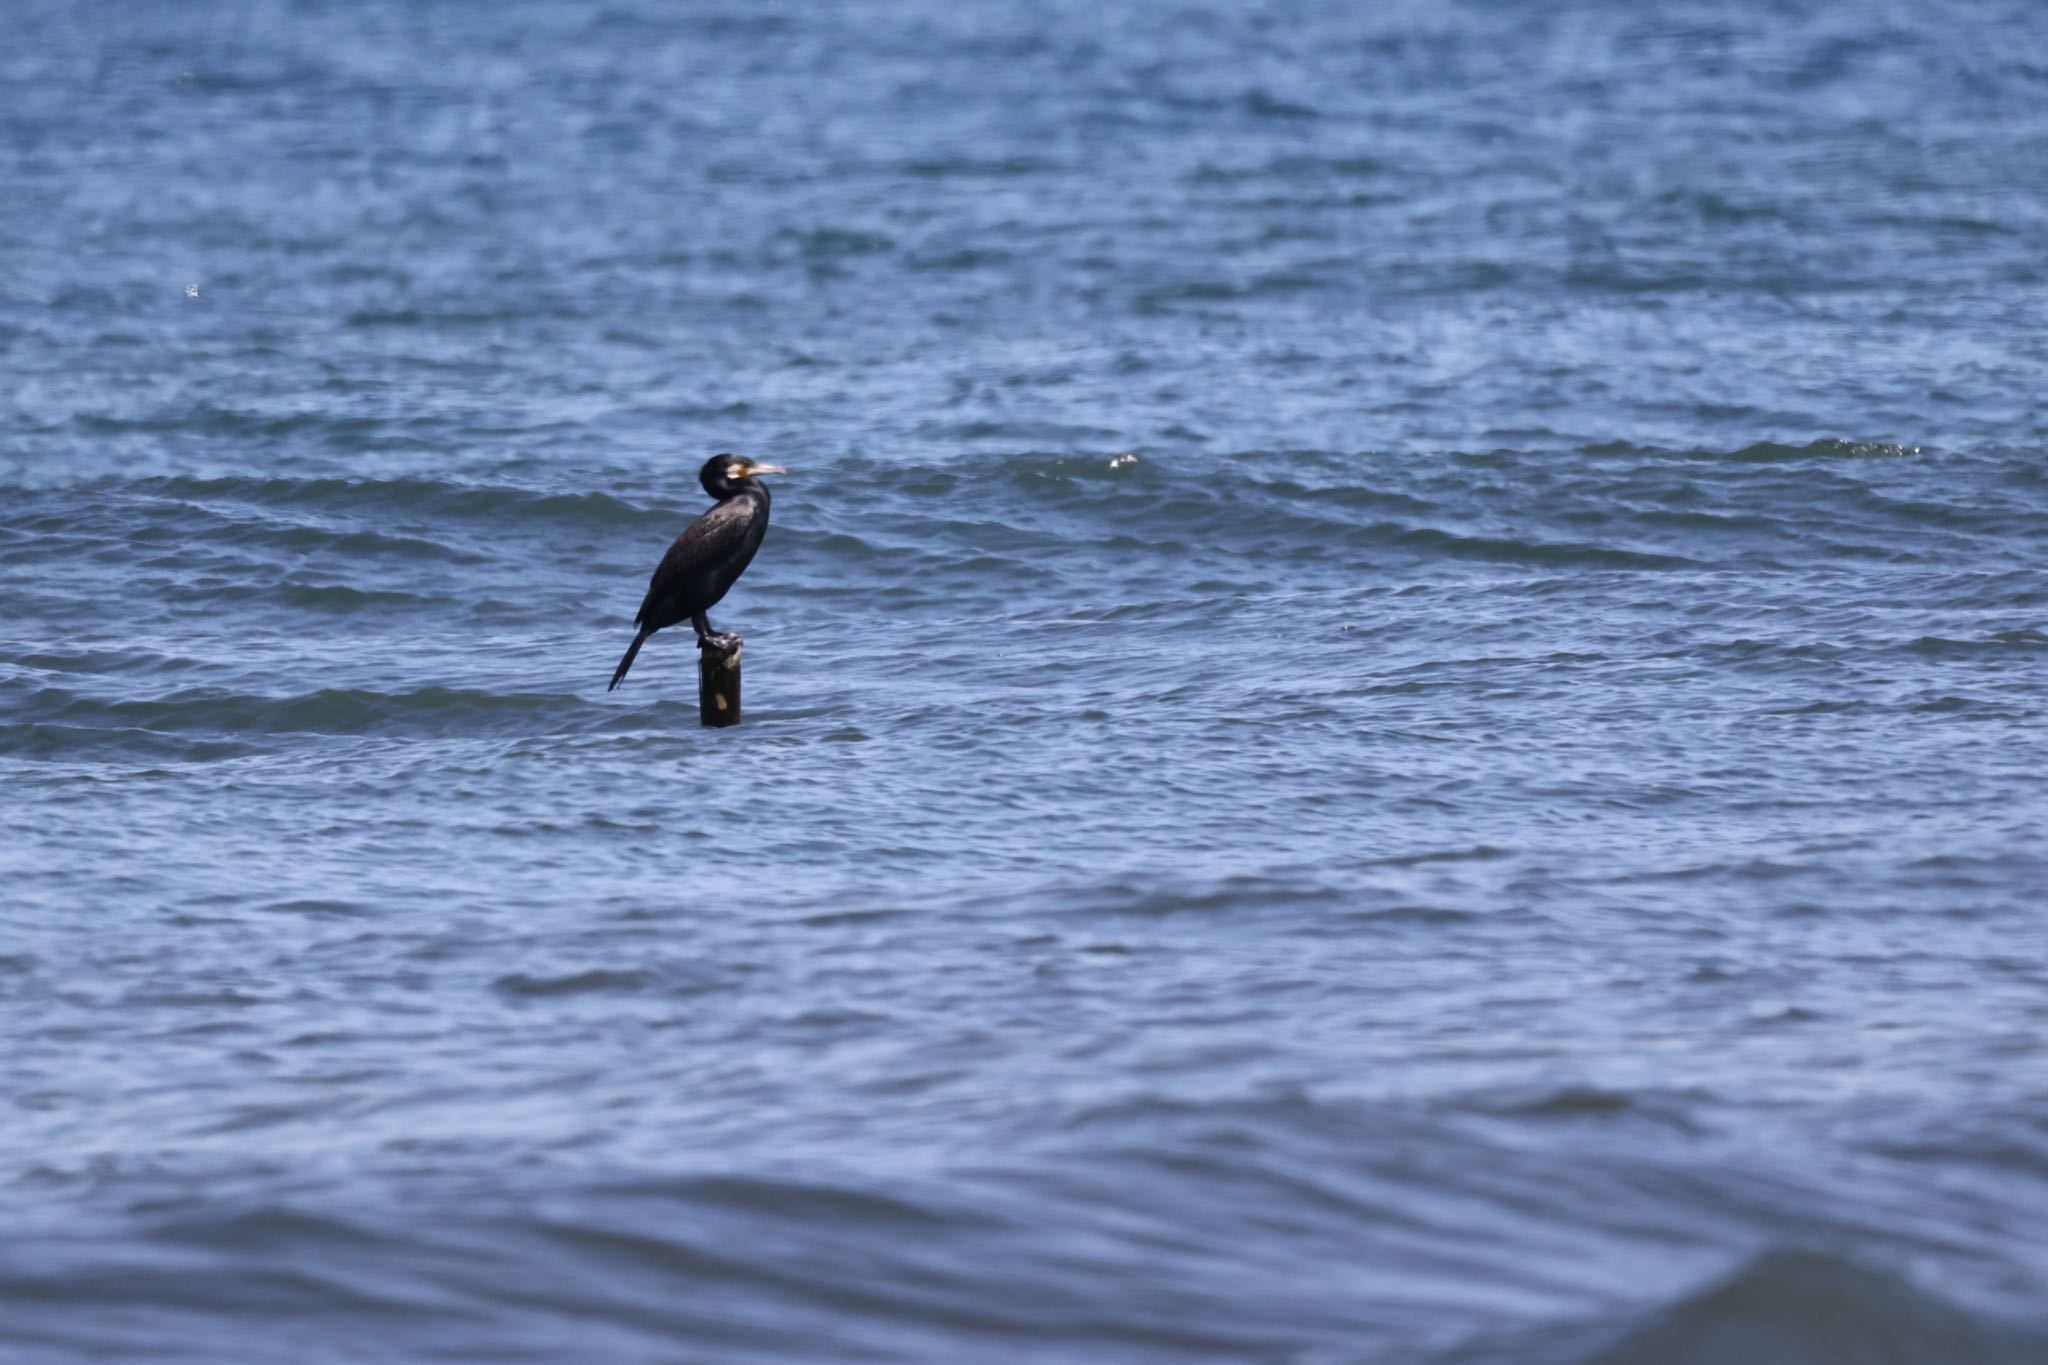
[
  {"left": 1109, "top": 452, "right": 1139, "bottom": 469},
  {"left": 184, "top": 283, "right": 200, "bottom": 299}
]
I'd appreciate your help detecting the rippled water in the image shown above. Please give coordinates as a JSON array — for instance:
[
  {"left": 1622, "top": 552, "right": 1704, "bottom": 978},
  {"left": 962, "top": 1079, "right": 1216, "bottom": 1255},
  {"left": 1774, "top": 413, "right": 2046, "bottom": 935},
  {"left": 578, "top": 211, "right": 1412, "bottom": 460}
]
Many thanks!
[{"left": 6, "top": 2, "right": 2048, "bottom": 1360}]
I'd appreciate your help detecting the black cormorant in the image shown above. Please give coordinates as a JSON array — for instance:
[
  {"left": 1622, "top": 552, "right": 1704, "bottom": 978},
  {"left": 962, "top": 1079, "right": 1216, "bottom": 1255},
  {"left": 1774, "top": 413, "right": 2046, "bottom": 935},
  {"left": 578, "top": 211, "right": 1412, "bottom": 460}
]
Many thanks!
[{"left": 607, "top": 454, "right": 785, "bottom": 691}]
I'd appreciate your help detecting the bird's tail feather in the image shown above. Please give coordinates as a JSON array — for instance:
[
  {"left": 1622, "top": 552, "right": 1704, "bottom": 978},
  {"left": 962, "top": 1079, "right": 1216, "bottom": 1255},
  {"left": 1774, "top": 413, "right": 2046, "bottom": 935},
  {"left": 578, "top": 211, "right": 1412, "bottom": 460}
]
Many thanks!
[{"left": 608, "top": 629, "right": 651, "bottom": 692}]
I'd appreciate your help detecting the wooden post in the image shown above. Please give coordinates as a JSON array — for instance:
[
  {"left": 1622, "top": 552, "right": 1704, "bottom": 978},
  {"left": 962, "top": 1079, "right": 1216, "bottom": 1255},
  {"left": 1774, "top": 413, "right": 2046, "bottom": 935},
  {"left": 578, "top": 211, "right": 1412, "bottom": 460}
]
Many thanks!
[{"left": 699, "top": 636, "right": 742, "bottom": 728}]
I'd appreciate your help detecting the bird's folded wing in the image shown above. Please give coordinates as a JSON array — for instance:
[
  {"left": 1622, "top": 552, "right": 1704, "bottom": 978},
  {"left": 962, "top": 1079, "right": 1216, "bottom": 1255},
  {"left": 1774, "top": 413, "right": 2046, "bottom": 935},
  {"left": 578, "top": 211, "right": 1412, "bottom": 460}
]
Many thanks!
[{"left": 636, "top": 500, "right": 756, "bottom": 618}]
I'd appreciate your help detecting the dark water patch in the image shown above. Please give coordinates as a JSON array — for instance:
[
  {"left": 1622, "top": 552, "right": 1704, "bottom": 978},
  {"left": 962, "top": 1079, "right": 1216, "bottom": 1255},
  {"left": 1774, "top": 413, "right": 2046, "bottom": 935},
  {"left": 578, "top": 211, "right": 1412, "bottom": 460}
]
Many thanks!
[
  {"left": 145, "top": 1206, "right": 411, "bottom": 1256},
  {"left": 1450, "top": 1249, "right": 2048, "bottom": 1365},
  {"left": 816, "top": 449, "right": 1723, "bottom": 575},
  {"left": 212, "top": 521, "right": 475, "bottom": 565},
  {"left": 1045, "top": 875, "right": 1348, "bottom": 920},
  {"left": 906, "top": 245, "right": 1019, "bottom": 273},
  {"left": 1708, "top": 440, "right": 1925, "bottom": 464},
  {"left": 1135, "top": 270, "right": 1347, "bottom": 309},
  {"left": 1457, "top": 1085, "right": 1713, "bottom": 1139},
  {"left": 0, "top": 723, "right": 261, "bottom": 762},
  {"left": 1185, "top": 153, "right": 1387, "bottom": 185},
  {"left": 918, "top": 418, "right": 1128, "bottom": 446},
  {"left": 894, "top": 155, "right": 1056, "bottom": 179},
  {"left": 493, "top": 969, "right": 656, "bottom": 998},
  {"left": 1354, "top": 845, "right": 1509, "bottom": 870},
  {"left": 880, "top": 441, "right": 2018, "bottom": 584},
  {"left": 777, "top": 1007, "right": 894, "bottom": 1032},
  {"left": 119, "top": 985, "right": 270, "bottom": 1010},
  {"left": 1, "top": 647, "right": 211, "bottom": 679},
  {"left": 1748, "top": 1006, "right": 1824, "bottom": 1028},
  {"left": 1859, "top": 1107, "right": 2048, "bottom": 1180},
  {"left": 263, "top": 899, "right": 366, "bottom": 920},
  {"left": 0, "top": 1257, "right": 463, "bottom": 1321},
  {"left": 593, "top": 1173, "right": 993, "bottom": 1231},
  {"left": 793, "top": 908, "right": 912, "bottom": 928},
  {"left": 121, "top": 474, "right": 655, "bottom": 533},
  {"left": 342, "top": 303, "right": 602, "bottom": 328},
  {"left": 8, "top": 485, "right": 482, "bottom": 569},
  {"left": 1296, "top": 481, "right": 1454, "bottom": 517},
  {"left": 1906, "top": 693, "right": 2035, "bottom": 719},
  {"left": 181, "top": 581, "right": 445, "bottom": 613},
  {"left": 1900, "top": 851, "right": 2048, "bottom": 892},
  {"left": 775, "top": 226, "right": 894, "bottom": 261},
  {"left": 68, "top": 406, "right": 427, "bottom": 451},
  {"left": 13, "top": 685, "right": 590, "bottom": 742},
  {"left": 1311, "top": 903, "right": 1482, "bottom": 930},
  {"left": 1906, "top": 631, "right": 2048, "bottom": 659}
]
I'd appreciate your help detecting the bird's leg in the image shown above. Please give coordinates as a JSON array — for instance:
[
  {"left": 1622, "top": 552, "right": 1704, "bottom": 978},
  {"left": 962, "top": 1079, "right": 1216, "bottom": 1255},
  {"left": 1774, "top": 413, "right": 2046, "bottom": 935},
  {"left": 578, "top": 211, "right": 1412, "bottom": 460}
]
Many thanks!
[{"left": 693, "top": 611, "right": 740, "bottom": 655}]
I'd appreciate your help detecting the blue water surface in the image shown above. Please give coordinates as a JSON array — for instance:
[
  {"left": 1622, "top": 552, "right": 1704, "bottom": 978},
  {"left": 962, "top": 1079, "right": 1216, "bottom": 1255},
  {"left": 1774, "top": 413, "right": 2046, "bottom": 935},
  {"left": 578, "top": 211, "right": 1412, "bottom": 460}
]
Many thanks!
[{"left": 4, "top": 2, "right": 2047, "bottom": 1360}]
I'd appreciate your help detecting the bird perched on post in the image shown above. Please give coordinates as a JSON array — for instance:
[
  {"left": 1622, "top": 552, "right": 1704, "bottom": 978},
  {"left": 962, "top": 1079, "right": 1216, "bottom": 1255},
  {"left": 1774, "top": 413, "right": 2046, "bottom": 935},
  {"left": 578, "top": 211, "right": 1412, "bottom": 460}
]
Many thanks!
[{"left": 608, "top": 453, "right": 785, "bottom": 691}]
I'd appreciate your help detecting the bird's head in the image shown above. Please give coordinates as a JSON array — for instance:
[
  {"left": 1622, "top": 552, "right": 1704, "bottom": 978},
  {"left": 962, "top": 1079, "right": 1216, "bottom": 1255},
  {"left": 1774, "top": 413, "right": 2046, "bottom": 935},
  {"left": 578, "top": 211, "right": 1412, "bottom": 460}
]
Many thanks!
[{"left": 699, "top": 453, "right": 787, "bottom": 497}]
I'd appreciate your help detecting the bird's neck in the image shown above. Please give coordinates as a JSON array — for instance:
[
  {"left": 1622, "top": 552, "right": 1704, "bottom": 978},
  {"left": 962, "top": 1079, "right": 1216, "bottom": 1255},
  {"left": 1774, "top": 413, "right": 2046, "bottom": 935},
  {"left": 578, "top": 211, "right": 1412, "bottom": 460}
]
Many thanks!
[{"left": 704, "top": 477, "right": 767, "bottom": 503}]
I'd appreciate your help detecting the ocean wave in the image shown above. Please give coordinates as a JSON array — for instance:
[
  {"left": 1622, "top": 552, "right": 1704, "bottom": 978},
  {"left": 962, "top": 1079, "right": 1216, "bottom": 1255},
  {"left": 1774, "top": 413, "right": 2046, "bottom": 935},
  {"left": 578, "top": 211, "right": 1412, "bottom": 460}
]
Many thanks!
[
  {"left": 1, "top": 1092, "right": 2040, "bottom": 1364},
  {"left": 4, "top": 684, "right": 590, "bottom": 747},
  {"left": 1448, "top": 1249, "right": 2048, "bottom": 1365},
  {"left": 8, "top": 440, "right": 2011, "bottom": 601},
  {"left": 0, "top": 723, "right": 261, "bottom": 762},
  {"left": 1584, "top": 438, "right": 1928, "bottom": 463},
  {"left": 1, "top": 475, "right": 670, "bottom": 594},
  {"left": 123, "top": 474, "right": 653, "bottom": 531},
  {"left": 813, "top": 450, "right": 1719, "bottom": 574}
]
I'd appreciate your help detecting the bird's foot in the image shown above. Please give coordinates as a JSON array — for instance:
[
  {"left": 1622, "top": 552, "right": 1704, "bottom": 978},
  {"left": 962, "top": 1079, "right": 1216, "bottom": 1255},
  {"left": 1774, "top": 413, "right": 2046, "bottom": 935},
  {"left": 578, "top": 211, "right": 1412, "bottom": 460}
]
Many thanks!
[{"left": 699, "top": 632, "right": 742, "bottom": 655}]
